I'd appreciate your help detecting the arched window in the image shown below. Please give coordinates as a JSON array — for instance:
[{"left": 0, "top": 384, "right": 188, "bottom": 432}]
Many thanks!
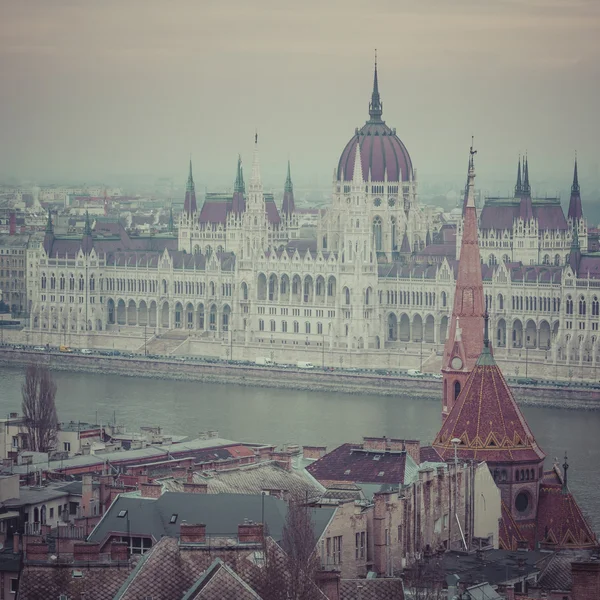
[
  {"left": 543, "top": 254, "right": 550, "bottom": 265},
  {"left": 69, "top": 274, "right": 75, "bottom": 291},
  {"left": 344, "top": 287, "right": 350, "bottom": 305},
  {"left": 593, "top": 296, "right": 599, "bottom": 316},
  {"left": 498, "top": 294, "right": 504, "bottom": 310},
  {"left": 441, "top": 291, "right": 447, "bottom": 307},
  {"left": 373, "top": 217, "right": 382, "bottom": 252},
  {"left": 454, "top": 381, "right": 461, "bottom": 401},
  {"left": 293, "top": 321, "right": 299, "bottom": 333},
  {"left": 270, "top": 320, "right": 276, "bottom": 332},
  {"left": 502, "top": 254, "right": 510, "bottom": 263},
  {"left": 163, "top": 280, "right": 168, "bottom": 295},
  {"left": 305, "top": 322, "right": 311, "bottom": 334},
  {"left": 41, "top": 274, "right": 47, "bottom": 289},
  {"left": 60, "top": 274, "right": 65, "bottom": 290},
  {"left": 391, "top": 217, "right": 397, "bottom": 251},
  {"left": 50, "top": 274, "right": 56, "bottom": 290},
  {"left": 79, "top": 275, "right": 84, "bottom": 291},
  {"left": 89, "top": 274, "right": 95, "bottom": 291},
  {"left": 242, "top": 282, "right": 248, "bottom": 300},
  {"left": 566, "top": 296, "right": 573, "bottom": 315},
  {"left": 554, "top": 254, "right": 561, "bottom": 266},
  {"left": 579, "top": 296, "right": 586, "bottom": 316},
  {"left": 489, "top": 254, "right": 497, "bottom": 266}
]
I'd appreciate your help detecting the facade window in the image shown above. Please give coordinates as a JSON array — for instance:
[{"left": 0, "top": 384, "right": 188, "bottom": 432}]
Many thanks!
[
  {"left": 270, "top": 320, "right": 276, "bottom": 332},
  {"left": 282, "top": 321, "right": 287, "bottom": 333},
  {"left": 317, "top": 322, "right": 323, "bottom": 335},
  {"left": 579, "top": 297, "right": 586, "bottom": 315},
  {"left": 355, "top": 531, "right": 366, "bottom": 560},
  {"left": 566, "top": 296, "right": 573, "bottom": 315},
  {"left": 332, "top": 535, "right": 342, "bottom": 564},
  {"left": 64, "top": 442, "right": 71, "bottom": 452},
  {"left": 10, "top": 578, "right": 18, "bottom": 594},
  {"left": 305, "top": 322, "right": 311, "bottom": 334},
  {"left": 293, "top": 321, "right": 299, "bottom": 333},
  {"left": 259, "top": 319, "right": 265, "bottom": 332}
]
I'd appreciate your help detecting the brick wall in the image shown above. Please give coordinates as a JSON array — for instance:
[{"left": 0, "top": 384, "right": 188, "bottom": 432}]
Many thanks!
[
  {"left": 140, "top": 482, "right": 162, "bottom": 498},
  {"left": 73, "top": 543, "right": 100, "bottom": 562},
  {"left": 303, "top": 446, "right": 327, "bottom": 460},
  {"left": 238, "top": 523, "right": 264, "bottom": 543},
  {"left": 183, "top": 482, "right": 208, "bottom": 494},
  {"left": 571, "top": 561, "right": 600, "bottom": 600},
  {"left": 180, "top": 523, "right": 206, "bottom": 544}
]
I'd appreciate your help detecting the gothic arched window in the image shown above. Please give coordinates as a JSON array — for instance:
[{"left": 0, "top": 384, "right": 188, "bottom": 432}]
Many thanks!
[{"left": 373, "top": 217, "right": 382, "bottom": 252}]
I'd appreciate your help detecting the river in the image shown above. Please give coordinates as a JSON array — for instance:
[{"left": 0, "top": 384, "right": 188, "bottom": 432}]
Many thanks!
[{"left": 1, "top": 365, "right": 598, "bottom": 533}]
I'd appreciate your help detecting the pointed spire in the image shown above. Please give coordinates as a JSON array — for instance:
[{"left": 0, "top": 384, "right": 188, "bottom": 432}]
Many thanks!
[
  {"left": 285, "top": 160, "right": 293, "bottom": 193},
  {"left": 352, "top": 139, "right": 363, "bottom": 183},
  {"left": 83, "top": 210, "right": 92, "bottom": 236},
  {"left": 568, "top": 154, "right": 583, "bottom": 222},
  {"left": 282, "top": 160, "right": 295, "bottom": 218},
  {"left": 368, "top": 50, "right": 383, "bottom": 122},
  {"left": 523, "top": 155, "right": 531, "bottom": 195},
  {"left": 515, "top": 155, "right": 522, "bottom": 196},
  {"left": 250, "top": 131, "right": 262, "bottom": 189},
  {"left": 45, "top": 208, "right": 53, "bottom": 234},
  {"left": 186, "top": 158, "right": 195, "bottom": 192},
  {"left": 168, "top": 205, "right": 174, "bottom": 233},
  {"left": 234, "top": 155, "right": 244, "bottom": 193},
  {"left": 562, "top": 452, "right": 569, "bottom": 494},
  {"left": 183, "top": 158, "right": 197, "bottom": 216},
  {"left": 572, "top": 155, "right": 580, "bottom": 193},
  {"left": 465, "top": 138, "right": 477, "bottom": 209}
]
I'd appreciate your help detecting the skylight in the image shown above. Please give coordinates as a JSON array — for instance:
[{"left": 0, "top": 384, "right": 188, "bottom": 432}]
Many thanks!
[
  {"left": 344, "top": 469, "right": 351, "bottom": 475},
  {"left": 373, "top": 455, "right": 381, "bottom": 461},
  {"left": 169, "top": 514, "right": 178, "bottom": 524},
  {"left": 117, "top": 510, "right": 128, "bottom": 518},
  {"left": 378, "top": 471, "right": 385, "bottom": 477}
]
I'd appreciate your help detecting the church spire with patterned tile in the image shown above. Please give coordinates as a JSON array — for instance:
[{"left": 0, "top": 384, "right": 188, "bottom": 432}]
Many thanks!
[{"left": 441, "top": 141, "right": 485, "bottom": 419}]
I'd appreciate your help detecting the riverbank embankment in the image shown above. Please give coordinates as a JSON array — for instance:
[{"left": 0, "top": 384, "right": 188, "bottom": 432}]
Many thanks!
[{"left": 1, "top": 349, "right": 599, "bottom": 411}]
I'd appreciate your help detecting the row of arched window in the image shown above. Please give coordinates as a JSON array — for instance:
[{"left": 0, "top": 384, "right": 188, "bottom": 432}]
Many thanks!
[
  {"left": 566, "top": 295, "right": 600, "bottom": 316},
  {"left": 41, "top": 273, "right": 89, "bottom": 292}
]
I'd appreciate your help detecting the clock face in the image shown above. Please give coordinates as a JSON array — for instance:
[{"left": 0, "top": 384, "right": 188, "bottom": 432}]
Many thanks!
[
  {"left": 451, "top": 356, "right": 463, "bottom": 370},
  {"left": 388, "top": 198, "right": 396, "bottom": 207},
  {"left": 373, "top": 198, "right": 382, "bottom": 207}
]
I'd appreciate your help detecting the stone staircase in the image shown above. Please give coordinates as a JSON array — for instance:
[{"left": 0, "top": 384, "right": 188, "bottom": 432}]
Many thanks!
[{"left": 141, "top": 332, "right": 188, "bottom": 356}]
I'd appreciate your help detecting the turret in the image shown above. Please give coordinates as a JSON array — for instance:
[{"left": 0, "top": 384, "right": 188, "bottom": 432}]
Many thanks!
[
  {"left": 81, "top": 210, "right": 93, "bottom": 254},
  {"left": 568, "top": 157, "right": 583, "bottom": 222},
  {"left": 281, "top": 160, "right": 295, "bottom": 218},
  {"left": 368, "top": 51, "right": 383, "bottom": 123},
  {"left": 568, "top": 219, "right": 581, "bottom": 276},
  {"left": 514, "top": 155, "right": 523, "bottom": 197},
  {"left": 231, "top": 155, "right": 246, "bottom": 214},
  {"left": 518, "top": 156, "right": 533, "bottom": 220},
  {"left": 441, "top": 141, "right": 485, "bottom": 419},
  {"left": 183, "top": 159, "right": 197, "bottom": 217}
]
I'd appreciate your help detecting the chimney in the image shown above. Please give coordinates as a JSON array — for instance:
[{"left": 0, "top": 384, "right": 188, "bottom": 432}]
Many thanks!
[
  {"left": 26, "top": 542, "right": 48, "bottom": 560},
  {"left": 110, "top": 541, "right": 129, "bottom": 562},
  {"left": 73, "top": 543, "right": 100, "bottom": 562},
  {"left": 82, "top": 474, "right": 93, "bottom": 517},
  {"left": 303, "top": 445, "right": 327, "bottom": 460},
  {"left": 187, "top": 467, "right": 194, "bottom": 484},
  {"left": 180, "top": 523, "right": 206, "bottom": 544},
  {"left": 504, "top": 584, "right": 515, "bottom": 600},
  {"left": 571, "top": 560, "right": 600, "bottom": 600},
  {"left": 183, "top": 482, "right": 207, "bottom": 494},
  {"left": 238, "top": 523, "right": 264, "bottom": 544},
  {"left": 315, "top": 569, "right": 340, "bottom": 600},
  {"left": 140, "top": 482, "right": 162, "bottom": 498}
]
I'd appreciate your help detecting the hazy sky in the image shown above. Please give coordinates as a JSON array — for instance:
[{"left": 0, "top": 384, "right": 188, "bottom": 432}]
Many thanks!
[{"left": 1, "top": 0, "right": 599, "bottom": 191}]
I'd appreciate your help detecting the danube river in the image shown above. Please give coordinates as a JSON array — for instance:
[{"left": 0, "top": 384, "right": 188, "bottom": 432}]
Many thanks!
[{"left": 1, "top": 366, "right": 599, "bottom": 533}]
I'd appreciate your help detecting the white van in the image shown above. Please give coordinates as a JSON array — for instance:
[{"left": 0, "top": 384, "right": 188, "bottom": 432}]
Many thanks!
[
  {"left": 407, "top": 369, "right": 423, "bottom": 377},
  {"left": 297, "top": 361, "right": 315, "bottom": 369},
  {"left": 80, "top": 348, "right": 93, "bottom": 355}
]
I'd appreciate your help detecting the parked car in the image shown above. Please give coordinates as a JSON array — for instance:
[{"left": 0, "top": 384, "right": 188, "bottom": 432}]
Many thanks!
[{"left": 80, "top": 348, "right": 93, "bottom": 355}]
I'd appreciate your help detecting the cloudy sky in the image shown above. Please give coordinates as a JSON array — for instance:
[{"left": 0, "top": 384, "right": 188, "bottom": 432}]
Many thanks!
[{"left": 1, "top": 0, "right": 599, "bottom": 192}]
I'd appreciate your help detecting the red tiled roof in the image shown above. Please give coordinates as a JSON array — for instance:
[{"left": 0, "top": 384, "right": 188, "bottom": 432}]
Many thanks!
[
  {"left": 536, "top": 482, "right": 598, "bottom": 549},
  {"left": 498, "top": 500, "right": 526, "bottom": 551},
  {"left": 434, "top": 352, "right": 546, "bottom": 464},
  {"left": 306, "top": 443, "right": 408, "bottom": 485},
  {"left": 419, "top": 446, "right": 442, "bottom": 463}
]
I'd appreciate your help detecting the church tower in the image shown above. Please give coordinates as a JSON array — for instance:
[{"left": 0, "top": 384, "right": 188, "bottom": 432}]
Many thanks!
[
  {"left": 179, "top": 159, "right": 198, "bottom": 253},
  {"left": 568, "top": 156, "right": 587, "bottom": 254},
  {"left": 441, "top": 143, "right": 485, "bottom": 418}
]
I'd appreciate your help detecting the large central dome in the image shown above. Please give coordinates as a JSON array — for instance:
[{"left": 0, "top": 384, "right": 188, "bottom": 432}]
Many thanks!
[{"left": 337, "top": 61, "right": 413, "bottom": 183}]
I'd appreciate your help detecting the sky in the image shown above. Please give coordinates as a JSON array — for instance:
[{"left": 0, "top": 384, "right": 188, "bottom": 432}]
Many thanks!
[{"left": 1, "top": 0, "right": 599, "bottom": 193}]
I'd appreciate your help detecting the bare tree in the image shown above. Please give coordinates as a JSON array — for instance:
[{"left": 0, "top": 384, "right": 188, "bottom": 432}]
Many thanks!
[
  {"left": 21, "top": 363, "right": 58, "bottom": 452},
  {"left": 403, "top": 560, "right": 448, "bottom": 600},
  {"left": 261, "top": 494, "right": 322, "bottom": 600}
]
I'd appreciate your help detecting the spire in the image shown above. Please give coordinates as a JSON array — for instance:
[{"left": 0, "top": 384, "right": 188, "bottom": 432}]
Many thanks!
[
  {"left": 234, "top": 155, "right": 244, "bottom": 193},
  {"left": 282, "top": 160, "right": 295, "bottom": 218},
  {"left": 183, "top": 159, "right": 197, "bottom": 216},
  {"left": 352, "top": 139, "right": 363, "bottom": 184},
  {"left": 562, "top": 452, "right": 569, "bottom": 494},
  {"left": 168, "top": 204, "right": 174, "bottom": 233},
  {"left": 571, "top": 155, "right": 580, "bottom": 193},
  {"left": 368, "top": 50, "right": 383, "bottom": 122},
  {"left": 285, "top": 160, "right": 293, "bottom": 193},
  {"left": 523, "top": 155, "right": 531, "bottom": 195},
  {"left": 568, "top": 155, "right": 583, "bottom": 222},
  {"left": 186, "top": 159, "right": 194, "bottom": 192},
  {"left": 515, "top": 155, "right": 522, "bottom": 197},
  {"left": 249, "top": 132, "right": 262, "bottom": 189},
  {"left": 569, "top": 219, "right": 581, "bottom": 275},
  {"left": 442, "top": 140, "right": 485, "bottom": 418},
  {"left": 232, "top": 155, "right": 246, "bottom": 215},
  {"left": 83, "top": 210, "right": 92, "bottom": 236},
  {"left": 45, "top": 208, "right": 53, "bottom": 234}
]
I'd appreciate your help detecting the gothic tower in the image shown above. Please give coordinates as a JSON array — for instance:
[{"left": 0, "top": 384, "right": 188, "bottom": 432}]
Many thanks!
[{"left": 441, "top": 143, "right": 485, "bottom": 418}]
